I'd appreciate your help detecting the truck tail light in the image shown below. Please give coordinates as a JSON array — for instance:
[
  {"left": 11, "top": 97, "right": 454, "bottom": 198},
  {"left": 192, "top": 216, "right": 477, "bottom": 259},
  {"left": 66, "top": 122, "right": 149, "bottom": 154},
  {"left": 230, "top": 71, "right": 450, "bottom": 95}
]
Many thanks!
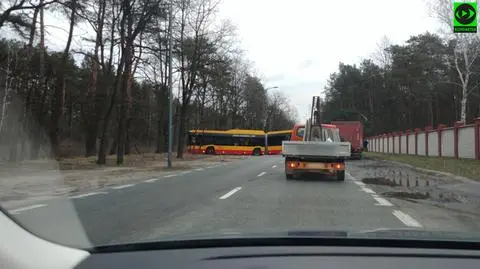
[
  {"left": 288, "top": 161, "right": 300, "bottom": 168},
  {"left": 330, "top": 163, "right": 344, "bottom": 169}
]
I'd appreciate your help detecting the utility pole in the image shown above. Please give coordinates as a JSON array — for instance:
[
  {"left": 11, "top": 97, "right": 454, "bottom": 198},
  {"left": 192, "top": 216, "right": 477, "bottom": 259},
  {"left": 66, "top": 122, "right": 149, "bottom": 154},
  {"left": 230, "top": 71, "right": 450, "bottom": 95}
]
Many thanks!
[{"left": 167, "top": 3, "right": 173, "bottom": 168}]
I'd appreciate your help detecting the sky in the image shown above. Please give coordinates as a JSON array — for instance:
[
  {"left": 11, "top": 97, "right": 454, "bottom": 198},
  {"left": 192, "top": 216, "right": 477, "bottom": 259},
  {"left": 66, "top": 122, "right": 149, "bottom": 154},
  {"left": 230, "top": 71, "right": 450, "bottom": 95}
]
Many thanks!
[
  {"left": 2, "top": 0, "right": 442, "bottom": 122},
  {"left": 217, "top": 0, "right": 440, "bottom": 121}
]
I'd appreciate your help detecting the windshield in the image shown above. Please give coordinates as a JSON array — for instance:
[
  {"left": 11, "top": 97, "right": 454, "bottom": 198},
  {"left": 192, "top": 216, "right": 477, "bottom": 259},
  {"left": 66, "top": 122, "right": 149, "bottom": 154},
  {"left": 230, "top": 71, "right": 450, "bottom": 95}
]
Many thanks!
[{"left": 1, "top": 0, "right": 480, "bottom": 249}]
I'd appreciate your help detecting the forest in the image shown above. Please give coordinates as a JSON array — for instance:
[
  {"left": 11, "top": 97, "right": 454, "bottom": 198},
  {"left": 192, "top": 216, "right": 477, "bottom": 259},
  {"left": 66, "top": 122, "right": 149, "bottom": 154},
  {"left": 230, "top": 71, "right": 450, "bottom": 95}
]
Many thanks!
[
  {"left": 323, "top": 0, "right": 480, "bottom": 136},
  {"left": 323, "top": 33, "right": 480, "bottom": 136},
  {"left": 0, "top": 0, "right": 297, "bottom": 163}
]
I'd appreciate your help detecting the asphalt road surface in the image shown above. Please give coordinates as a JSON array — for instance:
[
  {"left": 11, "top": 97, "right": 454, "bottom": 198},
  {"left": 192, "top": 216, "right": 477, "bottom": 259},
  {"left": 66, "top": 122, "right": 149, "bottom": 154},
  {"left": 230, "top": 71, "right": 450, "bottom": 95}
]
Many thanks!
[{"left": 6, "top": 155, "right": 480, "bottom": 247}]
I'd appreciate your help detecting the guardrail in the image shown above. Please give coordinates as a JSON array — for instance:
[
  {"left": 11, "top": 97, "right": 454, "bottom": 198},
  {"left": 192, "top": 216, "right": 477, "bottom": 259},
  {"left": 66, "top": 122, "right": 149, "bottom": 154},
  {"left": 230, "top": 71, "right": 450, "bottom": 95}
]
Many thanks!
[{"left": 366, "top": 118, "right": 480, "bottom": 160}]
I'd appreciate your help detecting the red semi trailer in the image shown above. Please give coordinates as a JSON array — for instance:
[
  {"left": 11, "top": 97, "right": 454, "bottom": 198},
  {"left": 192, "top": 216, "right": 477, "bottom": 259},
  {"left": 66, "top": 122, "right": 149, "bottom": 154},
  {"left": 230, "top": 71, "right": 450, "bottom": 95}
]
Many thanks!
[{"left": 330, "top": 121, "right": 363, "bottom": 159}]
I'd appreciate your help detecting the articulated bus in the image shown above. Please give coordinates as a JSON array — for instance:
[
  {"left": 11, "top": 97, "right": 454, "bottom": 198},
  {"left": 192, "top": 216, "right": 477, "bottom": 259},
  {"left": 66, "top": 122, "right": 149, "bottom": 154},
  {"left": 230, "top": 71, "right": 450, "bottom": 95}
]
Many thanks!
[
  {"left": 265, "top": 130, "right": 292, "bottom": 155},
  {"left": 187, "top": 129, "right": 266, "bottom": 155}
]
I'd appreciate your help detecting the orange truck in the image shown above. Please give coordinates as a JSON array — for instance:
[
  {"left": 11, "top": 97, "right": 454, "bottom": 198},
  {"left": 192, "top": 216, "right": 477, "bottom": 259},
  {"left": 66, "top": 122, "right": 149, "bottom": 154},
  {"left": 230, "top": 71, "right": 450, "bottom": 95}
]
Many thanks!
[{"left": 282, "top": 121, "right": 351, "bottom": 181}]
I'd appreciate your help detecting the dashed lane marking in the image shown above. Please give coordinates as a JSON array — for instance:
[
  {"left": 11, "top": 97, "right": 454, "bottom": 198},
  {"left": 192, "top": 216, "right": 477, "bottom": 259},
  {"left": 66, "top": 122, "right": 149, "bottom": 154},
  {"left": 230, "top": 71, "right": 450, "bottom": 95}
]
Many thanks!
[
  {"left": 353, "top": 181, "right": 366, "bottom": 186},
  {"left": 257, "top": 172, "right": 267, "bottom": 177},
  {"left": 195, "top": 168, "right": 204, "bottom": 171},
  {"left": 164, "top": 174, "right": 177, "bottom": 178},
  {"left": 10, "top": 204, "right": 46, "bottom": 214},
  {"left": 272, "top": 165, "right": 277, "bottom": 168},
  {"left": 144, "top": 178, "right": 160, "bottom": 183},
  {"left": 361, "top": 187, "right": 376, "bottom": 194},
  {"left": 372, "top": 195, "right": 393, "bottom": 206},
  {"left": 393, "top": 210, "right": 422, "bottom": 228},
  {"left": 112, "top": 184, "right": 135, "bottom": 190},
  {"left": 219, "top": 187, "right": 242, "bottom": 200},
  {"left": 70, "top": 191, "right": 108, "bottom": 199}
]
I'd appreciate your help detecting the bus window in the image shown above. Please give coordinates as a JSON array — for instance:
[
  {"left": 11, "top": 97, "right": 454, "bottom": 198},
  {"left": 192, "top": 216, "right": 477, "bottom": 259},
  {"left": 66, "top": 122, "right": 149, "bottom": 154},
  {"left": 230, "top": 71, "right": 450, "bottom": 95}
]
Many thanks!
[
  {"left": 202, "top": 135, "right": 214, "bottom": 145},
  {"left": 250, "top": 136, "right": 265, "bottom": 147},
  {"left": 215, "top": 135, "right": 232, "bottom": 145},
  {"left": 268, "top": 135, "right": 286, "bottom": 146}
]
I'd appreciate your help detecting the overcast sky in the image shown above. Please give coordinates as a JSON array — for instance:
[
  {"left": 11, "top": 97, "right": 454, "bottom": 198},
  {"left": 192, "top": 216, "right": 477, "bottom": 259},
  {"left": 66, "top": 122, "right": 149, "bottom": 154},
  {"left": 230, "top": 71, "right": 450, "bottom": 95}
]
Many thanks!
[
  {"left": 13, "top": 0, "right": 442, "bottom": 122},
  {"left": 218, "top": 0, "right": 440, "bottom": 121}
]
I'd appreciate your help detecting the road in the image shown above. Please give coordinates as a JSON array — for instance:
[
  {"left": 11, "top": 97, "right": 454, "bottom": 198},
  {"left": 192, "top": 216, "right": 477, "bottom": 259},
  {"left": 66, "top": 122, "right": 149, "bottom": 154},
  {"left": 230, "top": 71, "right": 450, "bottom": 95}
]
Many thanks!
[{"left": 6, "top": 155, "right": 480, "bottom": 247}]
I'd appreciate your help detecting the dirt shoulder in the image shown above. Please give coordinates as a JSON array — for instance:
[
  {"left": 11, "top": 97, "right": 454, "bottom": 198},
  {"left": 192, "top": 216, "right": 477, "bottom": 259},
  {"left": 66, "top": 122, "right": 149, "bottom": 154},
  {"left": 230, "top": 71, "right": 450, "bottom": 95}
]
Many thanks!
[
  {"left": 363, "top": 152, "right": 480, "bottom": 181},
  {"left": 0, "top": 153, "right": 248, "bottom": 209},
  {"left": 347, "top": 158, "right": 480, "bottom": 217}
]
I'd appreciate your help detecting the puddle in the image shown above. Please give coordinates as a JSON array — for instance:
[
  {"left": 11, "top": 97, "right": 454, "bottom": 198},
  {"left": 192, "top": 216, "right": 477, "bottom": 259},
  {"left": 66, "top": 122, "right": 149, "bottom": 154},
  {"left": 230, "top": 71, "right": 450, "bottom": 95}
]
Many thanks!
[
  {"left": 383, "top": 191, "right": 430, "bottom": 200},
  {"left": 362, "top": 177, "right": 399, "bottom": 186}
]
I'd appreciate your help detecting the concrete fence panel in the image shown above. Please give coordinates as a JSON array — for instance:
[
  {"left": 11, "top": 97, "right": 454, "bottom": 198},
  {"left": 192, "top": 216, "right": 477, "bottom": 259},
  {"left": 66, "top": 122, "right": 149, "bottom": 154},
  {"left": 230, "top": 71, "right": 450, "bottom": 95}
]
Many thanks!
[
  {"left": 428, "top": 131, "right": 438, "bottom": 157},
  {"left": 417, "top": 133, "right": 426, "bottom": 156},
  {"left": 408, "top": 134, "right": 415, "bottom": 155},
  {"left": 394, "top": 136, "right": 399, "bottom": 154},
  {"left": 458, "top": 126, "right": 475, "bottom": 159},
  {"left": 401, "top": 135, "right": 407, "bottom": 154},
  {"left": 442, "top": 128, "right": 455, "bottom": 157},
  {"left": 388, "top": 137, "right": 393, "bottom": 153}
]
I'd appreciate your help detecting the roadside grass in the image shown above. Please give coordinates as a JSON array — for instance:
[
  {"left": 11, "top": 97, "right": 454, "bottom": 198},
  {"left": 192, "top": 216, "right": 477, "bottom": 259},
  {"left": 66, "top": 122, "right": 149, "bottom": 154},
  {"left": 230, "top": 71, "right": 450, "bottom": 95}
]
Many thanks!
[{"left": 363, "top": 152, "right": 480, "bottom": 180}]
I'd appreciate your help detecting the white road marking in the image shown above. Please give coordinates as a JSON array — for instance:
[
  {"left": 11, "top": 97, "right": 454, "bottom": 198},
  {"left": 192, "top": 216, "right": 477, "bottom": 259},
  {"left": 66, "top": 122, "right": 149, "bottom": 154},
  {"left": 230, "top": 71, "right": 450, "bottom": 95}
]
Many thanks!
[
  {"left": 257, "top": 172, "right": 267, "bottom": 177},
  {"left": 144, "top": 178, "right": 160, "bottom": 183},
  {"left": 112, "top": 184, "right": 135, "bottom": 190},
  {"left": 361, "top": 187, "right": 376, "bottom": 194},
  {"left": 10, "top": 204, "right": 46, "bottom": 214},
  {"left": 372, "top": 195, "right": 393, "bottom": 206},
  {"left": 70, "top": 191, "right": 107, "bottom": 199},
  {"left": 164, "top": 174, "right": 176, "bottom": 178},
  {"left": 353, "top": 181, "right": 365, "bottom": 186},
  {"left": 219, "top": 187, "right": 242, "bottom": 200},
  {"left": 272, "top": 165, "right": 277, "bottom": 168},
  {"left": 180, "top": 171, "right": 192, "bottom": 175},
  {"left": 195, "top": 168, "right": 204, "bottom": 171},
  {"left": 393, "top": 210, "right": 423, "bottom": 228},
  {"left": 206, "top": 165, "right": 216, "bottom": 168}
]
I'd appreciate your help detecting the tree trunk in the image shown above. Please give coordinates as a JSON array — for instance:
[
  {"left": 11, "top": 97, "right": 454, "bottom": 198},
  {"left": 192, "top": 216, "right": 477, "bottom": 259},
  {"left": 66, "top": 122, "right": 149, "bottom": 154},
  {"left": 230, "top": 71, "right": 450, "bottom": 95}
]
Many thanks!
[
  {"left": 156, "top": 120, "right": 165, "bottom": 153},
  {"left": 109, "top": 135, "right": 117, "bottom": 155},
  {"left": 125, "top": 118, "right": 131, "bottom": 155},
  {"left": 50, "top": 0, "right": 76, "bottom": 156},
  {"left": 31, "top": 2, "right": 46, "bottom": 159},
  {"left": 460, "top": 85, "right": 467, "bottom": 123},
  {"left": 176, "top": 104, "right": 187, "bottom": 159}
]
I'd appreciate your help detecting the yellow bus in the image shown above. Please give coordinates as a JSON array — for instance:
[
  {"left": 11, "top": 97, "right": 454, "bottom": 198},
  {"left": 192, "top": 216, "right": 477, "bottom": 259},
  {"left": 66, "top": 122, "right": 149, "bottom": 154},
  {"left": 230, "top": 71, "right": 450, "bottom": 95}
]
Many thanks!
[
  {"left": 187, "top": 129, "right": 266, "bottom": 155},
  {"left": 266, "top": 130, "right": 292, "bottom": 155}
]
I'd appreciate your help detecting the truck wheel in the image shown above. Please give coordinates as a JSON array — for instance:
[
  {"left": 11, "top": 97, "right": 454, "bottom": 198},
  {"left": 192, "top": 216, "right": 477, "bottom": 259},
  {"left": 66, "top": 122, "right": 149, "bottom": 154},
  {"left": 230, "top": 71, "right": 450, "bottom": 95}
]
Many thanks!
[
  {"left": 336, "top": 170, "right": 345, "bottom": 181},
  {"left": 205, "top": 147, "right": 215, "bottom": 155},
  {"left": 252, "top": 148, "right": 261, "bottom": 156},
  {"left": 286, "top": 173, "right": 294, "bottom": 180}
]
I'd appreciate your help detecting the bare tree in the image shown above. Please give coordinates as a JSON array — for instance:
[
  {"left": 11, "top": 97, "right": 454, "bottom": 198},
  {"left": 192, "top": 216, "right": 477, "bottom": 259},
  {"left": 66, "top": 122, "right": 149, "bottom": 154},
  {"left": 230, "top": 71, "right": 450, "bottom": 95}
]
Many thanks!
[
  {"left": 81, "top": 0, "right": 107, "bottom": 156},
  {"left": 175, "top": 0, "right": 221, "bottom": 158},
  {"left": 429, "top": 0, "right": 480, "bottom": 123}
]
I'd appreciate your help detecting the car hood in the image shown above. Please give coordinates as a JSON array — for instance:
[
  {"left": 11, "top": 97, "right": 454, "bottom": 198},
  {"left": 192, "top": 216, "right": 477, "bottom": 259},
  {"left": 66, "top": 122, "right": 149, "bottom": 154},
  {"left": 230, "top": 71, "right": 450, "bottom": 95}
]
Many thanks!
[{"left": 155, "top": 228, "right": 480, "bottom": 242}]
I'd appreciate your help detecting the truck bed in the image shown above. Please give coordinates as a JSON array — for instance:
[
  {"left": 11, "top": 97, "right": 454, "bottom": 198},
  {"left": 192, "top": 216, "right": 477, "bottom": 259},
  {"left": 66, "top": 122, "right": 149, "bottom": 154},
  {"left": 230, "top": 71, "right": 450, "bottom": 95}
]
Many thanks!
[{"left": 282, "top": 141, "right": 351, "bottom": 158}]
